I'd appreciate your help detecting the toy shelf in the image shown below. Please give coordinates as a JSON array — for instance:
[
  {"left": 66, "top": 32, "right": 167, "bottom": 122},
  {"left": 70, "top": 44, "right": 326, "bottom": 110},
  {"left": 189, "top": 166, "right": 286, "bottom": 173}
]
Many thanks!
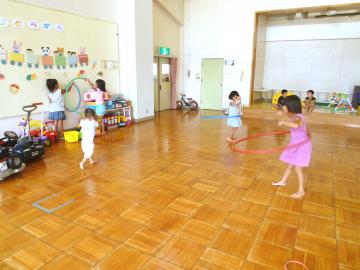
[{"left": 103, "top": 106, "right": 132, "bottom": 130}]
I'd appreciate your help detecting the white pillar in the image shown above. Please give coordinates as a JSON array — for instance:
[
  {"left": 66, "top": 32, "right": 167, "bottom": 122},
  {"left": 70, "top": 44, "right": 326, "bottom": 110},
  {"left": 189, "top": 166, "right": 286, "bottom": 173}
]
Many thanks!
[{"left": 118, "top": 0, "right": 154, "bottom": 120}]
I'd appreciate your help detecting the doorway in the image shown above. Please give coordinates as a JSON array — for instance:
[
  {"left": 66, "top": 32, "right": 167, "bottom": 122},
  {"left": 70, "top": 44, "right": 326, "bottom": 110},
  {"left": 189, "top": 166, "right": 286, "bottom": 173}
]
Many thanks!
[
  {"left": 201, "top": 58, "right": 224, "bottom": 110},
  {"left": 153, "top": 56, "right": 172, "bottom": 112}
]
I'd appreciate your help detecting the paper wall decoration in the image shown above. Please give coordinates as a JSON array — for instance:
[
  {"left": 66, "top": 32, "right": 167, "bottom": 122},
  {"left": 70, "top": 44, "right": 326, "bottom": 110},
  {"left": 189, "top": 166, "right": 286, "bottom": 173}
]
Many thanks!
[
  {"left": 78, "top": 47, "right": 89, "bottom": 66},
  {"left": 54, "top": 24, "right": 64, "bottom": 32},
  {"left": 77, "top": 70, "right": 86, "bottom": 77},
  {"left": 41, "top": 47, "right": 53, "bottom": 69},
  {"left": 9, "top": 41, "right": 24, "bottom": 66},
  {"left": 101, "top": 60, "right": 119, "bottom": 70},
  {"left": 9, "top": 84, "right": 20, "bottom": 94},
  {"left": 54, "top": 48, "right": 66, "bottom": 69},
  {"left": 67, "top": 51, "right": 78, "bottom": 68},
  {"left": 44, "top": 71, "right": 51, "bottom": 79},
  {"left": 0, "top": 17, "right": 9, "bottom": 28},
  {"left": 97, "top": 71, "right": 103, "bottom": 76},
  {"left": 92, "top": 60, "right": 97, "bottom": 69},
  {"left": 0, "top": 45, "right": 7, "bottom": 64},
  {"left": 26, "top": 49, "right": 39, "bottom": 68},
  {"left": 41, "top": 22, "right": 52, "bottom": 31},
  {"left": 12, "top": 18, "right": 24, "bottom": 28},
  {"left": 0, "top": 72, "right": 5, "bottom": 80},
  {"left": 28, "top": 20, "right": 40, "bottom": 30},
  {"left": 26, "top": 73, "right": 37, "bottom": 81}
]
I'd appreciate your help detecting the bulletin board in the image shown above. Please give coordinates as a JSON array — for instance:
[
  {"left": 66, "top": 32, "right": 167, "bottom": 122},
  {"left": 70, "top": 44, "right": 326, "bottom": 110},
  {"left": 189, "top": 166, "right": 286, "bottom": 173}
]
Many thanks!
[{"left": 0, "top": 0, "right": 119, "bottom": 118}]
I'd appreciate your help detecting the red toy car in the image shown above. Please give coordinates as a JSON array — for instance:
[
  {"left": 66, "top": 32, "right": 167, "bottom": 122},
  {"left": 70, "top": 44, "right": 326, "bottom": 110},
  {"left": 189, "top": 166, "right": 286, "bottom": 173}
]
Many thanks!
[{"left": 43, "top": 121, "right": 58, "bottom": 145}]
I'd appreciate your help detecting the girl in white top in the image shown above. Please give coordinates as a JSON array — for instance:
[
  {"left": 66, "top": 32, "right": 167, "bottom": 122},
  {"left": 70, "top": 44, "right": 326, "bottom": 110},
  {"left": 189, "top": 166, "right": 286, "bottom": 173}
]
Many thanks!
[
  {"left": 46, "top": 79, "right": 68, "bottom": 138},
  {"left": 226, "top": 90, "right": 243, "bottom": 142},
  {"left": 79, "top": 108, "right": 98, "bottom": 169}
]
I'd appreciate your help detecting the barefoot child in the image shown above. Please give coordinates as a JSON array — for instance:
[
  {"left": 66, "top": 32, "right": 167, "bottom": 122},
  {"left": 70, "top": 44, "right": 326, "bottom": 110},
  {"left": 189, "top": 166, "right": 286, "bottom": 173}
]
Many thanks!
[
  {"left": 272, "top": 95, "right": 312, "bottom": 199},
  {"left": 46, "top": 79, "right": 68, "bottom": 138},
  {"left": 79, "top": 108, "right": 98, "bottom": 169},
  {"left": 86, "top": 79, "right": 109, "bottom": 135},
  {"left": 226, "top": 91, "right": 243, "bottom": 142}
]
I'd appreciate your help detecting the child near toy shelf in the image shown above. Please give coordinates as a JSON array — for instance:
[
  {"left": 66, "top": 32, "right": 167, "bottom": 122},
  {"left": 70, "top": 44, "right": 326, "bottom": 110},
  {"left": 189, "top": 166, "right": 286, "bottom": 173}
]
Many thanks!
[
  {"left": 79, "top": 108, "right": 98, "bottom": 169},
  {"left": 46, "top": 78, "right": 71, "bottom": 139},
  {"left": 226, "top": 90, "right": 243, "bottom": 142},
  {"left": 86, "top": 79, "right": 110, "bottom": 135},
  {"left": 304, "top": 90, "right": 316, "bottom": 113},
  {"left": 272, "top": 95, "right": 312, "bottom": 199}
]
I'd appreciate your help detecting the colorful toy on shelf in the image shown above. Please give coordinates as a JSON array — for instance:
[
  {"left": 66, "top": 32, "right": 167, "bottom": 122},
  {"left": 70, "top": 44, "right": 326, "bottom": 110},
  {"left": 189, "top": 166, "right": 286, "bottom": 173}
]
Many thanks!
[
  {"left": 78, "top": 47, "right": 88, "bottom": 66},
  {"left": 9, "top": 41, "right": 24, "bottom": 66},
  {"left": 0, "top": 44, "right": 7, "bottom": 64},
  {"left": 54, "top": 47, "right": 66, "bottom": 69},
  {"left": 26, "top": 49, "right": 39, "bottom": 68},
  {"left": 41, "top": 46, "right": 54, "bottom": 69}
]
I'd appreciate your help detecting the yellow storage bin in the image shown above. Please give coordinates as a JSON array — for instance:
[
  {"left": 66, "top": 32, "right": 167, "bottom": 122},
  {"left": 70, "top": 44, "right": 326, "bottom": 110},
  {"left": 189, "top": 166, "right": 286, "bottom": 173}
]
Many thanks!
[{"left": 64, "top": 131, "right": 79, "bottom": 143}]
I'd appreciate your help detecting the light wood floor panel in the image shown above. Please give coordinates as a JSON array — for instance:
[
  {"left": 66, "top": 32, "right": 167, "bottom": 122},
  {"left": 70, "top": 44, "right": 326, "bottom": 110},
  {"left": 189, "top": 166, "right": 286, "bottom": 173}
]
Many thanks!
[{"left": 0, "top": 110, "right": 358, "bottom": 269}]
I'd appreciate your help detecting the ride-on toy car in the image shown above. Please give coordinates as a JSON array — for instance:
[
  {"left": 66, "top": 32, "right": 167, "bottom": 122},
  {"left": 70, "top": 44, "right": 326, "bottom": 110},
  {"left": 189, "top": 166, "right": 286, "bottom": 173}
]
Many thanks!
[
  {"left": 176, "top": 93, "right": 199, "bottom": 110},
  {"left": 0, "top": 131, "right": 25, "bottom": 181},
  {"left": 14, "top": 104, "right": 45, "bottom": 162},
  {"left": 29, "top": 102, "right": 52, "bottom": 147}
]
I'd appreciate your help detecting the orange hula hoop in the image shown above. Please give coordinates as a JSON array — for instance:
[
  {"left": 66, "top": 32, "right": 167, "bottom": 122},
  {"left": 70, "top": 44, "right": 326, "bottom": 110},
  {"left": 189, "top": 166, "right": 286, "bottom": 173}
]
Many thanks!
[
  {"left": 231, "top": 130, "right": 311, "bottom": 155},
  {"left": 284, "top": 260, "right": 309, "bottom": 270}
]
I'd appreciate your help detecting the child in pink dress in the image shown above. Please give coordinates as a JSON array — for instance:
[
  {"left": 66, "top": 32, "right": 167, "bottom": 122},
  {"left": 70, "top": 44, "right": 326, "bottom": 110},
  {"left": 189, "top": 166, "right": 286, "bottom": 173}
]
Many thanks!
[{"left": 272, "top": 95, "right": 312, "bottom": 199}]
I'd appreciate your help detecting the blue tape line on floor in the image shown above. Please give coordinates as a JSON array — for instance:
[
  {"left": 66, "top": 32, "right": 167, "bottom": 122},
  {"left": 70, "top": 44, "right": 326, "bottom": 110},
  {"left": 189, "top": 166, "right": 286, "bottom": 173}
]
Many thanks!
[
  {"left": 200, "top": 115, "right": 241, "bottom": 119},
  {"left": 32, "top": 194, "right": 75, "bottom": 214}
]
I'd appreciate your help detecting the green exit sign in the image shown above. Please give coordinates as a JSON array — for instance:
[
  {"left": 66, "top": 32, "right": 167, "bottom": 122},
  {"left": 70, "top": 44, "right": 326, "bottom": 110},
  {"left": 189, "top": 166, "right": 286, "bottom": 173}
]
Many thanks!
[{"left": 159, "top": 47, "right": 170, "bottom": 55}]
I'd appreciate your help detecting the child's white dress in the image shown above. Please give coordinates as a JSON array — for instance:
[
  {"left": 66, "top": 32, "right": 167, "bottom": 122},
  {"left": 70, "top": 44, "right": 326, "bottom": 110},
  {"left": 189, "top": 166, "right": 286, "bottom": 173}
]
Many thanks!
[
  {"left": 227, "top": 101, "right": 242, "bottom": 127},
  {"left": 80, "top": 119, "right": 98, "bottom": 158}
]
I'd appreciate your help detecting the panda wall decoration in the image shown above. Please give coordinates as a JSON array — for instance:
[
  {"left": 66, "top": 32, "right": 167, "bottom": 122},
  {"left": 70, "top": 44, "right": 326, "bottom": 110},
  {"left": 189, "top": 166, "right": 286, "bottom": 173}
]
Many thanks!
[{"left": 41, "top": 46, "right": 53, "bottom": 69}]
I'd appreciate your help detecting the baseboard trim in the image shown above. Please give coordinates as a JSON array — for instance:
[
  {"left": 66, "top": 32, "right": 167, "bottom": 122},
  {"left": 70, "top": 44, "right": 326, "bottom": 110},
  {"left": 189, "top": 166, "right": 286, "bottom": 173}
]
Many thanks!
[{"left": 133, "top": 115, "right": 155, "bottom": 123}]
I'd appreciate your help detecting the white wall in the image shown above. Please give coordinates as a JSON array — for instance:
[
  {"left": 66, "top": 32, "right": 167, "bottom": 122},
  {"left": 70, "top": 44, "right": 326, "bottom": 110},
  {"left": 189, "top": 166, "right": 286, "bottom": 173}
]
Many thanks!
[
  {"left": 119, "top": 0, "right": 154, "bottom": 121},
  {"left": 183, "top": 0, "right": 359, "bottom": 108},
  {"left": 153, "top": 1, "right": 181, "bottom": 56},
  {"left": 156, "top": 0, "right": 184, "bottom": 25},
  {"left": 262, "top": 15, "right": 360, "bottom": 94},
  {"left": 13, "top": 0, "right": 119, "bottom": 22}
]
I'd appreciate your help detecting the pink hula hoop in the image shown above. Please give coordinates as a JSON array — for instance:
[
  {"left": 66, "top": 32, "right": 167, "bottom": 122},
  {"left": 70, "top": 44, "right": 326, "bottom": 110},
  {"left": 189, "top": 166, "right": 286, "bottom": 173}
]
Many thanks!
[
  {"left": 284, "top": 260, "right": 309, "bottom": 270},
  {"left": 231, "top": 130, "right": 311, "bottom": 155}
]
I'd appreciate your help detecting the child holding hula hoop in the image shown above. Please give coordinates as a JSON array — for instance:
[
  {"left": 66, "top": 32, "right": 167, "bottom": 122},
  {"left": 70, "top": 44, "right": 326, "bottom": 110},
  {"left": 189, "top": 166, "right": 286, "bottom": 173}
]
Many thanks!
[
  {"left": 272, "top": 95, "right": 312, "bottom": 199},
  {"left": 226, "top": 91, "right": 243, "bottom": 142},
  {"left": 46, "top": 79, "right": 72, "bottom": 139},
  {"left": 86, "top": 79, "right": 109, "bottom": 135}
]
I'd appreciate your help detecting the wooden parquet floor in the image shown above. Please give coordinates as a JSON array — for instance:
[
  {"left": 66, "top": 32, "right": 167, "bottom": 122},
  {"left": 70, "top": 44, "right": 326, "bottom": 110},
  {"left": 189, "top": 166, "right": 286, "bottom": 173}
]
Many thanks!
[{"left": 0, "top": 110, "right": 359, "bottom": 270}]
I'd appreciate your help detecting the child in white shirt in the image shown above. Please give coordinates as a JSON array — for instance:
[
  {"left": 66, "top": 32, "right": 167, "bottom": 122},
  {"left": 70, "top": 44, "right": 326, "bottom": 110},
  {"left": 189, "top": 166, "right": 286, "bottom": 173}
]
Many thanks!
[
  {"left": 79, "top": 108, "right": 98, "bottom": 169},
  {"left": 47, "top": 79, "right": 67, "bottom": 138}
]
